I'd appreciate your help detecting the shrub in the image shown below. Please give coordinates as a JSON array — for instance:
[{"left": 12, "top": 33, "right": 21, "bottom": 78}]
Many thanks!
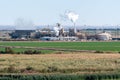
[
  {"left": 20, "top": 66, "right": 35, "bottom": 73},
  {"left": 0, "top": 51, "right": 5, "bottom": 54},
  {"left": 33, "top": 50, "right": 41, "bottom": 54},
  {"left": 55, "top": 51, "right": 63, "bottom": 54},
  {"left": 24, "top": 50, "right": 41, "bottom": 54},
  {"left": 47, "top": 66, "right": 58, "bottom": 72},
  {"left": 24, "top": 50, "right": 32, "bottom": 54},
  {"left": 95, "top": 50, "right": 104, "bottom": 53},
  {"left": 26, "top": 66, "right": 34, "bottom": 71},
  {"left": 5, "top": 47, "right": 15, "bottom": 54}
]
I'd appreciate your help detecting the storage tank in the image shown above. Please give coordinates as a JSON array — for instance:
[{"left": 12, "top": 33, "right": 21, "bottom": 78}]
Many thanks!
[
  {"left": 76, "top": 32, "right": 86, "bottom": 39},
  {"left": 97, "top": 32, "right": 112, "bottom": 40}
]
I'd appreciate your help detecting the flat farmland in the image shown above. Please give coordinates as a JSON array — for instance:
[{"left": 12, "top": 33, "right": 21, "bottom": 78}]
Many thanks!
[
  {"left": 0, "top": 41, "right": 120, "bottom": 79},
  {"left": 0, "top": 53, "right": 120, "bottom": 74},
  {"left": 0, "top": 41, "right": 120, "bottom": 52}
]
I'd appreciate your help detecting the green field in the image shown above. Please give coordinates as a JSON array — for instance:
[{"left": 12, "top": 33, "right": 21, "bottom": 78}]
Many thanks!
[
  {"left": 0, "top": 41, "right": 120, "bottom": 79},
  {"left": 0, "top": 41, "right": 120, "bottom": 52}
]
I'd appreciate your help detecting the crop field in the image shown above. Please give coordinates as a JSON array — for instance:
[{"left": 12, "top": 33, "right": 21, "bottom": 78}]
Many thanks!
[
  {"left": 0, "top": 41, "right": 120, "bottom": 79},
  {"left": 0, "top": 53, "right": 120, "bottom": 80},
  {"left": 0, "top": 41, "right": 120, "bottom": 52},
  {"left": 0, "top": 53, "right": 120, "bottom": 74}
]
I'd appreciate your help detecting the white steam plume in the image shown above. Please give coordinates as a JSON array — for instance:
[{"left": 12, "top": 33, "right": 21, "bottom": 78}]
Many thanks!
[
  {"left": 53, "top": 26, "right": 59, "bottom": 36},
  {"left": 64, "top": 10, "right": 79, "bottom": 33},
  {"left": 53, "top": 23, "right": 62, "bottom": 36},
  {"left": 60, "top": 10, "right": 79, "bottom": 23},
  {"left": 65, "top": 11, "right": 79, "bottom": 23}
]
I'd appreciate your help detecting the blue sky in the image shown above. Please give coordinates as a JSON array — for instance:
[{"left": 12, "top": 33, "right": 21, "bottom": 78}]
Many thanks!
[{"left": 0, "top": 0, "right": 120, "bottom": 27}]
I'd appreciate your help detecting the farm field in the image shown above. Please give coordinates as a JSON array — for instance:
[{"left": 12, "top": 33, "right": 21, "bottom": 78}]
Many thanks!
[
  {"left": 0, "top": 41, "right": 120, "bottom": 52},
  {"left": 0, "top": 41, "right": 120, "bottom": 79},
  {"left": 0, "top": 53, "right": 120, "bottom": 74}
]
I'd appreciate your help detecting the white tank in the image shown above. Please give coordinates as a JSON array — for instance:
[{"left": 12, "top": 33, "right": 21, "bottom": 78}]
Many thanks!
[{"left": 97, "top": 32, "right": 112, "bottom": 40}]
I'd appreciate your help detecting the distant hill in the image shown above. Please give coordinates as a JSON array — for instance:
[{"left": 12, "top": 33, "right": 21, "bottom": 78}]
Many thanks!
[
  {"left": 0, "top": 25, "right": 15, "bottom": 30},
  {"left": 0, "top": 25, "right": 119, "bottom": 30}
]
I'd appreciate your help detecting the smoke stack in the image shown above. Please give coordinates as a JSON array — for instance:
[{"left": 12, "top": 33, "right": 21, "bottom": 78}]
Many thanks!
[{"left": 64, "top": 10, "right": 79, "bottom": 33}]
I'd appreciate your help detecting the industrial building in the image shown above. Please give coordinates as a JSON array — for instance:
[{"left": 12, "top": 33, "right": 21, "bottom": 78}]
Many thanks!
[{"left": 0, "top": 24, "right": 120, "bottom": 41}]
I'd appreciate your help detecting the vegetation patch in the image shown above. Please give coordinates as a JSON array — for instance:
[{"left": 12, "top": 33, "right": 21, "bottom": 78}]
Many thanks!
[
  {"left": 0, "top": 73, "right": 120, "bottom": 80},
  {"left": 94, "top": 50, "right": 104, "bottom": 53}
]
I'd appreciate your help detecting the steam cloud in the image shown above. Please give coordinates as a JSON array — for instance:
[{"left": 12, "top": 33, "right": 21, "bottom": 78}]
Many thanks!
[
  {"left": 15, "top": 18, "right": 34, "bottom": 30},
  {"left": 53, "top": 26, "right": 59, "bottom": 36},
  {"left": 60, "top": 10, "right": 79, "bottom": 23},
  {"left": 60, "top": 10, "right": 79, "bottom": 33},
  {"left": 65, "top": 11, "right": 79, "bottom": 23},
  {"left": 53, "top": 23, "right": 62, "bottom": 36}
]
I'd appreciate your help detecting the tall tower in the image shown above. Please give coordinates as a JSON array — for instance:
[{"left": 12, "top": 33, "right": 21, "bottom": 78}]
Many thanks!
[{"left": 74, "top": 23, "right": 77, "bottom": 34}]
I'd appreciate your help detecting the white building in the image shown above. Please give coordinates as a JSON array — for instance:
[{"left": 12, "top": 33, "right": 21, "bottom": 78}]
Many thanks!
[{"left": 97, "top": 32, "right": 112, "bottom": 40}]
